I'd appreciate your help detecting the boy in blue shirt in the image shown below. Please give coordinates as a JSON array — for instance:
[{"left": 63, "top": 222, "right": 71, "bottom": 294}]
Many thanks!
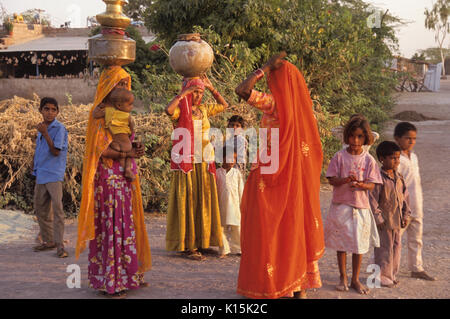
[{"left": 33, "top": 97, "right": 69, "bottom": 258}]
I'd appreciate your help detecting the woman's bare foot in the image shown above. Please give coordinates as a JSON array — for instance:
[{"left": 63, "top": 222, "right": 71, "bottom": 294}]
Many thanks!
[
  {"left": 336, "top": 276, "right": 349, "bottom": 291},
  {"left": 140, "top": 282, "right": 150, "bottom": 288},
  {"left": 350, "top": 280, "right": 370, "bottom": 295},
  {"left": 293, "top": 290, "right": 307, "bottom": 299}
]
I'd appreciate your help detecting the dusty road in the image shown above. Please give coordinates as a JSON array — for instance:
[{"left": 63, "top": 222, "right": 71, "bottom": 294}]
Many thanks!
[{"left": 1, "top": 82, "right": 449, "bottom": 299}]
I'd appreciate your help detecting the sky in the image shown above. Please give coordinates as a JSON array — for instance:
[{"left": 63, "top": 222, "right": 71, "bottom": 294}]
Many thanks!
[
  {"left": 366, "top": 0, "right": 438, "bottom": 57},
  {"left": 0, "top": 0, "right": 442, "bottom": 58}
]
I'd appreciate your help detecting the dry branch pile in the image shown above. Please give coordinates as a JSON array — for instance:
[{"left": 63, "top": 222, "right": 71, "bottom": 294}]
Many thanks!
[{"left": 0, "top": 95, "right": 173, "bottom": 215}]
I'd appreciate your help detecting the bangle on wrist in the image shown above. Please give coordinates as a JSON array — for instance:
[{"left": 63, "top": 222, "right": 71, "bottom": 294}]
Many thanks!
[{"left": 253, "top": 68, "right": 265, "bottom": 80}]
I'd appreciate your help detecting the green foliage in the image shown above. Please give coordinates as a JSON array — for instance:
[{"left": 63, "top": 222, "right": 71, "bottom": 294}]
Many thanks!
[
  {"left": 124, "top": 0, "right": 148, "bottom": 21},
  {"left": 65, "top": 93, "right": 73, "bottom": 106},
  {"left": 417, "top": 47, "right": 450, "bottom": 64},
  {"left": 0, "top": 191, "right": 32, "bottom": 212},
  {"left": 3, "top": 20, "right": 13, "bottom": 32},
  {"left": 129, "top": 0, "right": 398, "bottom": 156},
  {"left": 424, "top": 0, "right": 450, "bottom": 73}
]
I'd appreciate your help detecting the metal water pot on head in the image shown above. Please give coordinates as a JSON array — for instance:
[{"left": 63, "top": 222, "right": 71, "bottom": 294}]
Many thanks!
[
  {"left": 88, "top": 0, "right": 136, "bottom": 66},
  {"left": 169, "top": 33, "right": 214, "bottom": 78}
]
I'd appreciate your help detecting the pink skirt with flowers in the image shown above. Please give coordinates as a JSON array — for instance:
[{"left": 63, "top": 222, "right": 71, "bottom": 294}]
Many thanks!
[{"left": 88, "top": 160, "right": 144, "bottom": 294}]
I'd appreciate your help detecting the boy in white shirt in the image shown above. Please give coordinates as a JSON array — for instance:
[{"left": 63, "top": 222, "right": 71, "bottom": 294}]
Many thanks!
[
  {"left": 394, "top": 122, "right": 435, "bottom": 281},
  {"left": 225, "top": 115, "right": 248, "bottom": 178},
  {"left": 216, "top": 146, "right": 244, "bottom": 258}
]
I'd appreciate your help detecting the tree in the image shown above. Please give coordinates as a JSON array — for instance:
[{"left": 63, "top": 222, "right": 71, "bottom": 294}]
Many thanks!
[
  {"left": 417, "top": 47, "right": 450, "bottom": 64},
  {"left": 425, "top": 0, "right": 450, "bottom": 75},
  {"left": 411, "top": 52, "right": 427, "bottom": 62},
  {"left": 131, "top": 0, "right": 398, "bottom": 124},
  {"left": 124, "top": 0, "right": 148, "bottom": 21},
  {"left": 20, "top": 9, "right": 48, "bottom": 24}
]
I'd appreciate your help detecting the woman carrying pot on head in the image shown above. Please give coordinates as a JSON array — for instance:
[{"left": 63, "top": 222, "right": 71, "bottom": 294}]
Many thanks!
[
  {"left": 76, "top": 66, "right": 151, "bottom": 298},
  {"left": 235, "top": 52, "right": 324, "bottom": 299},
  {"left": 165, "top": 74, "right": 228, "bottom": 261}
]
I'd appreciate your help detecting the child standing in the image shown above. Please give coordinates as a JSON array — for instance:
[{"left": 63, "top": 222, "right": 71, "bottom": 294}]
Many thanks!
[
  {"left": 32, "top": 97, "right": 68, "bottom": 258},
  {"left": 216, "top": 146, "right": 244, "bottom": 258},
  {"left": 225, "top": 115, "right": 248, "bottom": 178},
  {"left": 324, "top": 115, "right": 382, "bottom": 294},
  {"left": 370, "top": 141, "right": 411, "bottom": 287},
  {"left": 394, "top": 122, "right": 435, "bottom": 281}
]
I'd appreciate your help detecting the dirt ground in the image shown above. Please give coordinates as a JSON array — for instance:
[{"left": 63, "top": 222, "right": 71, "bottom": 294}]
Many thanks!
[{"left": 1, "top": 82, "right": 449, "bottom": 299}]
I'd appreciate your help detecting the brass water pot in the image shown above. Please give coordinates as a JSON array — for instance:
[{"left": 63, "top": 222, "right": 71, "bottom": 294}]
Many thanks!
[
  {"left": 96, "top": 0, "right": 131, "bottom": 30},
  {"left": 88, "top": 33, "right": 136, "bottom": 66}
]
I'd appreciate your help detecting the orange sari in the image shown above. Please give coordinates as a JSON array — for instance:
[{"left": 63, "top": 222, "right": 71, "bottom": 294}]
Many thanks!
[
  {"left": 75, "top": 66, "right": 151, "bottom": 273},
  {"left": 237, "top": 61, "right": 324, "bottom": 299}
]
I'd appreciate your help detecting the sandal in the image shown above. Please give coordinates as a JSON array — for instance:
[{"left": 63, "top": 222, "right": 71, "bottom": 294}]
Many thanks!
[
  {"left": 198, "top": 248, "right": 217, "bottom": 255},
  {"left": 57, "top": 248, "right": 69, "bottom": 258},
  {"left": 186, "top": 251, "right": 206, "bottom": 261},
  {"left": 33, "top": 243, "right": 56, "bottom": 252},
  {"left": 109, "top": 291, "right": 127, "bottom": 299}
]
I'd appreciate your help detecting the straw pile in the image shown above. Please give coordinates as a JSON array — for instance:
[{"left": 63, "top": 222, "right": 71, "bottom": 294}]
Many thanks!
[{"left": 0, "top": 95, "right": 174, "bottom": 216}]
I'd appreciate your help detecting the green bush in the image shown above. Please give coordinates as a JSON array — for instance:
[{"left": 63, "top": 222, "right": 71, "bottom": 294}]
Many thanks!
[{"left": 126, "top": 0, "right": 399, "bottom": 167}]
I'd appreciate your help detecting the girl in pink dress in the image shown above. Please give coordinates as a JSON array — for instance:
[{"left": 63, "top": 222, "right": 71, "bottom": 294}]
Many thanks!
[{"left": 324, "top": 115, "right": 382, "bottom": 295}]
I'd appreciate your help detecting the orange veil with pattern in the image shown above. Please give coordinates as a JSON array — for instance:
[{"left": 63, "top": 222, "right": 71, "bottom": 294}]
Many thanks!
[
  {"left": 75, "top": 66, "right": 151, "bottom": 272},
  {"left": 237, "top": 61, "right": 324, "bottom": 298}
]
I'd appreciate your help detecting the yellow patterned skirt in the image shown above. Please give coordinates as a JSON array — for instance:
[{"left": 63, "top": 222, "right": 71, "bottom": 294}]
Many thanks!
[{"left": 166, "top": 163, "right": 223, "bottom": 251}]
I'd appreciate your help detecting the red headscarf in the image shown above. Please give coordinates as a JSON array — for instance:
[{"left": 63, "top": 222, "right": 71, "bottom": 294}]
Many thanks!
[{"left": 170, "top": 78, "right": 215, "bottom": 175}]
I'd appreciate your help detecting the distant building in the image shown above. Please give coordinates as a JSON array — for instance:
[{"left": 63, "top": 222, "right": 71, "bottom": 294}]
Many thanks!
[{"left": 0, "top": 36, "right": 90, "bottom": 78}]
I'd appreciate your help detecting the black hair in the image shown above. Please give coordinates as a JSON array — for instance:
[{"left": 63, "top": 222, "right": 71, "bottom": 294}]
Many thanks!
[
  {"left": 376, "top": 141, "right": 401, "bottom": 161},
  {"left": 40, "top": 97, "right": 59, "bottom": 111},
  {"left": 108, "top": 88, "right": 134, "bottom": 105},
  {"left": 343, "top": 114, "right": 374, "bottom": 145},
  {"left": 228, "top": 115, "right": 245, "bottom": 128},
  {"left": 394, "top": 122, "right": 417, "bottom": 138}
]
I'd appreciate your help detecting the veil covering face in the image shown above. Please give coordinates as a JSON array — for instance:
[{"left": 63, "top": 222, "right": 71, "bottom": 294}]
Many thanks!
[
  {"left": 76, "top": 66, "right": 151, "bottom": 272},
  {"left": 238, "top": 61, "right": 324, "bottom": 298}
]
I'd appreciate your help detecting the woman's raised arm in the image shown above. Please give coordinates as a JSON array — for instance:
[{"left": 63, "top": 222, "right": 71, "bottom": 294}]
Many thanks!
[
  {"left": 235, "top": 51, "right": 287, "bottom": 101},
  {"left": 201, "top": 74, "right": 228, "bottom": 109},
  {"left": 165, "top": 85, "right": 200, "bottom": 116}
]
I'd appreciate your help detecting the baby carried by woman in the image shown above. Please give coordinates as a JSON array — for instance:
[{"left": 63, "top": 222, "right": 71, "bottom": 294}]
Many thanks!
[{"left": 100, "top": 88, "right": 136, "bottom": 181}]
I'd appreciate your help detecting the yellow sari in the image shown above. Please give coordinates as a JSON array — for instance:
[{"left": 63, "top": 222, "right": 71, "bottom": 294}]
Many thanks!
[
  {"left": 75, "top": 66, "right": 151, "bottom": 273},
  {"left": 166, "top": 103, "right": 224, "bottom": 251}
]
